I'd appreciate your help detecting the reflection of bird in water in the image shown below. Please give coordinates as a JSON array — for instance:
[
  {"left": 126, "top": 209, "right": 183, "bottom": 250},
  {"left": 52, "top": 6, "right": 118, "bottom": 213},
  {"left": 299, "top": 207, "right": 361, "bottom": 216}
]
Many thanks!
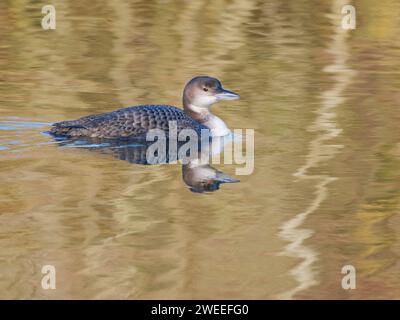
[
  {"left": 54, "top": 136, "right": 239, "bottom": 193},
  {"left": 182, "top": 160, "right": 239, "bottom": 193}
]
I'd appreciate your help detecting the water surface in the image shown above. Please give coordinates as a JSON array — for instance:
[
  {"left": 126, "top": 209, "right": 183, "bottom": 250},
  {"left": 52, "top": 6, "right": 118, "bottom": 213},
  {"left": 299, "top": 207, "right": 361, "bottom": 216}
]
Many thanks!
[{"left": 0, "top": 0, "right": 399, "bottom": 299}]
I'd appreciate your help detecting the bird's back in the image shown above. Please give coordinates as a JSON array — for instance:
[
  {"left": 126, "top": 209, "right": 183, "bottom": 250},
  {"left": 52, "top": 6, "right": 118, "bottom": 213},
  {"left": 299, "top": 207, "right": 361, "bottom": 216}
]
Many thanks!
[{"left": 50, "top": 105, "right": 207, "bottom": 139}]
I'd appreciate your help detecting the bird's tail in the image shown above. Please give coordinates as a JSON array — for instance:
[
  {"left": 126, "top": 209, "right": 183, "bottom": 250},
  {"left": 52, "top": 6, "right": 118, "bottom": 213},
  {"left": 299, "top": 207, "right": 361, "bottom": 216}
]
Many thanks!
[{"left": 49, "top": 120, "right": 87, "bottom": 137}]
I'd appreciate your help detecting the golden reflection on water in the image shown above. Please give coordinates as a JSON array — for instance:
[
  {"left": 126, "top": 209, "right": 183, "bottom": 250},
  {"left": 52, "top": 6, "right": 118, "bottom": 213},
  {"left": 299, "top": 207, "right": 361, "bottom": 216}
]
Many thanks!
[
  {"left": 278, "top": 0, "right": 355, "bottom": 299},
  {"left": 0, "top": 0, "right": 400, "bottom": 299}
]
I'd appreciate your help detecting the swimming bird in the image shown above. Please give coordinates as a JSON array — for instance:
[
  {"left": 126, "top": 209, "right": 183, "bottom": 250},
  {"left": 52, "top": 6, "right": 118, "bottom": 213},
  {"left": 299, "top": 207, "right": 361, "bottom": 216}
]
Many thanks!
[{"left": 50, "top": 76, "right": 239, "bottom": 140}]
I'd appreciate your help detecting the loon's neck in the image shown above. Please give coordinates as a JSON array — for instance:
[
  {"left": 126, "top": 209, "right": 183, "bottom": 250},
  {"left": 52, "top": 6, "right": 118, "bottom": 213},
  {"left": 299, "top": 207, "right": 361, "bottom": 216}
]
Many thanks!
[{"left": 184, "top": 104, "right": 231, "bottom": 137}]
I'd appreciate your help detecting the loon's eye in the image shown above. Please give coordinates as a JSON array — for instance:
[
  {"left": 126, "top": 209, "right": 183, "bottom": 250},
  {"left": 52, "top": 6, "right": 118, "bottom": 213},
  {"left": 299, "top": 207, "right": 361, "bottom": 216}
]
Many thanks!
[{"left": 203, "top": 87, "right": 208, "bottom": 92}]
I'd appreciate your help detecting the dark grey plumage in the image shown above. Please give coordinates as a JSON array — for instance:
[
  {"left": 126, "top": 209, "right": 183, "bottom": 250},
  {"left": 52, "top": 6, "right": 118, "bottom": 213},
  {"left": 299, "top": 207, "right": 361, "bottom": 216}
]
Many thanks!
[
  {"left": 50, "top": 105, "right": 208, "bottom": 139},
  {"left": 50, "top": 76, "right": 240, "bottom": 140}
]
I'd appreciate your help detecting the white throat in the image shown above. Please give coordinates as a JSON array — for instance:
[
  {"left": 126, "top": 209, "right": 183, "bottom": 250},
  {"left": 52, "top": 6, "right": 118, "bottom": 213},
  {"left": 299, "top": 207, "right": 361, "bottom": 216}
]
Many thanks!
[
  {"left": 187, "top": 104, "right": 231, "bottom": 137},
  {"left": 204, "top": 113, "right": 231, "bottom": 137}
]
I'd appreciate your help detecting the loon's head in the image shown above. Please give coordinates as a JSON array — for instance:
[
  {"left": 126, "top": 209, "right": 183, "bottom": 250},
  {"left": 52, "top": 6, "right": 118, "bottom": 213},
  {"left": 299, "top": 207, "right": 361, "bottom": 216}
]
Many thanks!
[
  {"left": 182, "top": 162, "right": 240, "bottom": 193},
  {"left": 183, "top": 76, "right": 239, "bottom": 113}
]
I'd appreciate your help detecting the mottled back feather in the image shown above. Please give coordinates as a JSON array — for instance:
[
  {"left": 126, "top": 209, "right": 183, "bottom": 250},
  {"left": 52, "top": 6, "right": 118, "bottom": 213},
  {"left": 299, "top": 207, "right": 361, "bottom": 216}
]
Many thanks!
[{"left": 50, "top": 105, "right": 208, "bottom": 139}]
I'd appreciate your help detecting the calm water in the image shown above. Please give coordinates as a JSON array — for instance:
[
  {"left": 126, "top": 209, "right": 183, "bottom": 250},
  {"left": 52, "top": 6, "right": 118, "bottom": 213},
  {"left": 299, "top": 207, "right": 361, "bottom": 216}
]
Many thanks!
[{"left": 0, "top": 0, "right": 400, "bottom": 299}]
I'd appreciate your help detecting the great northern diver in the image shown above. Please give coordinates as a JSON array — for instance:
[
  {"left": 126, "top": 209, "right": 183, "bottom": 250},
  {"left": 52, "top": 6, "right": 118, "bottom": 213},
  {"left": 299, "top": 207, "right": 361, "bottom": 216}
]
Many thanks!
[{"left": 50, "top": 76, "right": 239, "bottom": 139}]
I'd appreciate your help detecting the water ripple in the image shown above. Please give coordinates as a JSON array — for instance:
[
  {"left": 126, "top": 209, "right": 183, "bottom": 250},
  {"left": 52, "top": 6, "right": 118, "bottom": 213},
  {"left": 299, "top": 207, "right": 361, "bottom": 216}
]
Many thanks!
[{"left": 278, "top": 0, "right": 356, "bottom": 299}]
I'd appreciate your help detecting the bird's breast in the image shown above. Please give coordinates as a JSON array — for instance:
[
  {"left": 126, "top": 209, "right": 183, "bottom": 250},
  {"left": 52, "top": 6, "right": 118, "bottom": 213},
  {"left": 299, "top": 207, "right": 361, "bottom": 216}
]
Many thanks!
[{"left": 202, "top": 114, "right": 231, "bottom": 137}]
